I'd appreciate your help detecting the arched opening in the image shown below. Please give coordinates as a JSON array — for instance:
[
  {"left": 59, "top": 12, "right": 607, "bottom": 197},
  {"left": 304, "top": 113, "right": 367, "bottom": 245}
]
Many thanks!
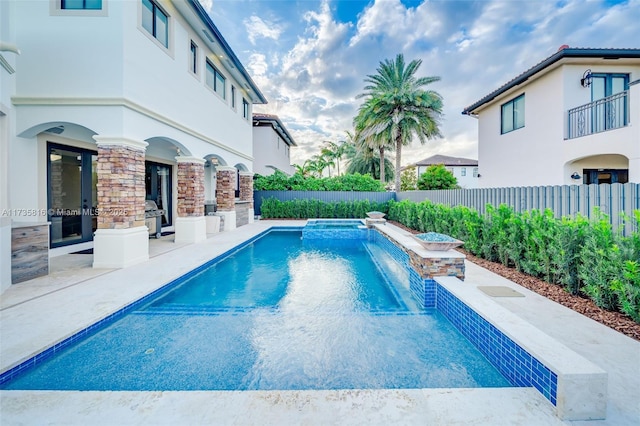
[{"left": 565, "top": 154, "right": 629, "bottom": 184}]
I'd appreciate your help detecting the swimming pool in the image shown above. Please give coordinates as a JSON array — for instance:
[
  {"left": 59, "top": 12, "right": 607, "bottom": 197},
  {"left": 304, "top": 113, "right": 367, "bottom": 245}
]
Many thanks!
[
  {"left": 302, "top": 219, "right": 367, "bottom": 239},
  {"left": 1, "top": 229, "right": 510, "bottom": 391}
]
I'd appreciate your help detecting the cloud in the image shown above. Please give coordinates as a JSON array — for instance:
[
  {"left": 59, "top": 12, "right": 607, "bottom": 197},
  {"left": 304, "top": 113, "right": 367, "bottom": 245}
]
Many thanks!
[
  {"left": 247, "top": 53, "right": 268, "bottom": 77},
  {"left": 244, "top": 15, "right": 284, "bottom": 45},
  {"left": 208, "top": 0, "right": 640, "bottom": 169}
]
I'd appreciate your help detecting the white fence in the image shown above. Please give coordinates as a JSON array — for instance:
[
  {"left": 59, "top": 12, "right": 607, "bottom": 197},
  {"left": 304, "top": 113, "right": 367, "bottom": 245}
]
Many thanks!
[{"left": 397, "top": 183, "right": 640, "bottom": 235}]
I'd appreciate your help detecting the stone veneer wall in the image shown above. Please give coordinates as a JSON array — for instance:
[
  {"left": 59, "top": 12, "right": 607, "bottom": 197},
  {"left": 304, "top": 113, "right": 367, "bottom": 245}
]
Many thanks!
[
  {"left": 11, "top": 224, "right": 49, "bottom": 284},
  {"left": 177, "top": 162, "right": 204, "bottom": 217},
  {"left": 96, "top": 145, "right": 145, "bottom": 229},
  {"left": 375, "top": 231, "right": 465, "bottom": 280},
  {"left": 238, "top": 173, "right": 254, "bottom": 209},
  {"left": 216, "top": 168, "right": 236, "bottom": 211},
  {"left": 235, "top": 204, "right": 249, "bottom": 227}
]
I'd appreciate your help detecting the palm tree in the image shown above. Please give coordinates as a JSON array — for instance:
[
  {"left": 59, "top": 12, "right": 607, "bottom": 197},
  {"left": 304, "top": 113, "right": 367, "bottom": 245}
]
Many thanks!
[
  {"left": 308, "top": 154, "right": 329, "bottom": 177},
  {"left": 339, "top": 131, "right": 358, "bottom": 164},
  {"left": 353, "top": 100, "right": 395, "bottom": 185},
  {"left": 345, "top": 143, "right": 394, "bottom": 182},
  {"left": 294, "top": 162, "right": 312, "bottom": 177},
  {"left": 356, "top": 53, "right": 443, "bottom": 191},
  {"left": 320, "top": 141, "right": 340, "bottom": 177},
  {"left": 323, "top": 136, "right": 356, "bottom": 177}
]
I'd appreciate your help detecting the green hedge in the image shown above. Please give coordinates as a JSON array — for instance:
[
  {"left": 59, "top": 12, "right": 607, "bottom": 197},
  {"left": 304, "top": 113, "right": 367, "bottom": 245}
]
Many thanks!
[
  {"left": 254, "top": 171, "right": 385, "bottom": 191},
  {"left": 260, "top": 198, "right": 389, "bottom": 220},
  {"left": 387, "top": 199, "right": 640, "bottom": 323}
]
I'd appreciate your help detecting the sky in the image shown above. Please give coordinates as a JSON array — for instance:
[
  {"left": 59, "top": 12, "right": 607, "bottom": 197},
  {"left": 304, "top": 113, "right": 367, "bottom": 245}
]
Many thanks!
[{"left": 203, "top": 0, "right": 640, "bottom": 168}]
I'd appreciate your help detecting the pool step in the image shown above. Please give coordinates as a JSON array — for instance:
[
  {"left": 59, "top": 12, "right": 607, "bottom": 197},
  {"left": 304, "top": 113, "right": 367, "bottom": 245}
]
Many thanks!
[{"left": 136, "top": 303, "right": 424, "bottom": 316}]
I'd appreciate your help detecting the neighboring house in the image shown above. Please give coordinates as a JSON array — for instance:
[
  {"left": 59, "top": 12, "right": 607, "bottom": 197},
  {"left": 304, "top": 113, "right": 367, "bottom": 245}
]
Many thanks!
[
  {"left": 462, "top": 47, "right": 640, "bottom": 188},
  {"left": 406, "top": 155, "right": 479, "bottom": 188},
  {"left": 0, "top": 0, "right": 266, "bottom": 292},
  {"left": 252, "top": 113, "right": 297, "bottom": 176}
]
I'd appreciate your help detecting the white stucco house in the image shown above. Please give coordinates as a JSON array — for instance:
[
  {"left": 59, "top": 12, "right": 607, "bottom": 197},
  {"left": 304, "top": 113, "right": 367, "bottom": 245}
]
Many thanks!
[
  {"left": 252, "top": 113, "right": 297, "bottom": 176},
  {"left": 0, "top": 0, "right": 267, "bottom": 292},
  {"left": 462, "top": 47, "right": 640, "bottom": 188},
  {"left": 406, "top": 155, "right": 479, "bottom": 189}
]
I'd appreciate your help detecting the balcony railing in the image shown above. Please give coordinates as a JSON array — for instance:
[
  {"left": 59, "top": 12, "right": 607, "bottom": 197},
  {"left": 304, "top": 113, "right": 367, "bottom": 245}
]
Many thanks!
[{"left": 567, "top": 90, "right": 629, "bottom": 139}]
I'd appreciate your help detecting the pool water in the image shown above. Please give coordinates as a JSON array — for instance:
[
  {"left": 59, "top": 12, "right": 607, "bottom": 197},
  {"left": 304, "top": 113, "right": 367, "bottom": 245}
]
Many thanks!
[
  {"left": 2, "top": 230, "right": 510, "bottom": 391},
  {"left": 304, "top": 219, "right": 364, "bottom": 229}
]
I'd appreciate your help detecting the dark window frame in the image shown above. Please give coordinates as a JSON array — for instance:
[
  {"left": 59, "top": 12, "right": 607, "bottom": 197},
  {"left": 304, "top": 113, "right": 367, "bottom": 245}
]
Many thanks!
[
  {"left": 142, "top": 0, "right": 168, "bottom": 48},
  {"left": 61, "top": 0, "right": 102, "bottom": 9},
  {"left": 189, "top": 41, "right": 198, "bottom": 74},
  {"left": 501, "top": 94, "right": 525, "bottom": 134},
  {"left": 242, "top": 98, "right": 249, "bottom": 119},
  {"left": 231, "top": 85, "right": 236, "bottom": 109},
  {"left": 205, "top": 60, "right": 226, "bottom": 99}
]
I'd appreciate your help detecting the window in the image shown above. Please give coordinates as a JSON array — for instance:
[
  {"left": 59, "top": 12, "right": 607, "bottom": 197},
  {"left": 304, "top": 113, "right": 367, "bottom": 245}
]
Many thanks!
[
  {"left": 142, "top": 0, "right": 168, "bottom": 48},
  {"left": 461, "top": 167, "right": 466, "bottom": 177},
  {"left": 242, "top": 98, "right": 249, "bottom": 119},
  {"left": 206, "top": 61, "right": 226, "bottom": 99},
  {"left": 501, "top": 94, "right": 525, "bottom": 134},
  {"left": 591, "top": 73, "right": 629, "bottom": 133},
  {"left": 62, "top": 0, "right": 102, "bottom": 9},
  {"left": 591, "top": 74, "right": 628, "bottom": 101},
  {"left": 473, "top": 167, "right": 479, "bottom": 178},
  {"left": 231, "top": 86, "right": 236, "bottom": 109},
  {"left": 189, "top": 41, "right": 198, "bottom": 74}
]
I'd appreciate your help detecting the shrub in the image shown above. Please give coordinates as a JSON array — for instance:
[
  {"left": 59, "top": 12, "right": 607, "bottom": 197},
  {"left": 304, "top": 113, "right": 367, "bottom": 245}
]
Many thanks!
[
  {"left": 416, "top": 164, "right": 459, "bottom": 190},
  {"left": 387, "top": 199, "right": 640, "bottom": 323},
  {"left": 260, "top": 198, "right": 389, "bottom": 219},
  {"left": 254, "top": 171, "right": 385, "bottom": 192}
]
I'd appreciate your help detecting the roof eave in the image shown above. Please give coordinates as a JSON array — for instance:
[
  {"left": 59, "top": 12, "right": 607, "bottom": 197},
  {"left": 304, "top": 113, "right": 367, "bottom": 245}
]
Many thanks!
[
  {"left": 253, "top": 117, "right": 297, "bottom": 147},
  {"left": 461, "top": 48, "right": 640, "bottom": 115},
  {"left": 187, "top": 0, "right": 267, "bottom": 104}
]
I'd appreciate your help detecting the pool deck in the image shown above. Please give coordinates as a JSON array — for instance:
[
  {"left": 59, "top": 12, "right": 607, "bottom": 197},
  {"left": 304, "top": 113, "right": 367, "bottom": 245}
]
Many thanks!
[{"left": 1, "top": 220, "right": 638, "bottom": 425}]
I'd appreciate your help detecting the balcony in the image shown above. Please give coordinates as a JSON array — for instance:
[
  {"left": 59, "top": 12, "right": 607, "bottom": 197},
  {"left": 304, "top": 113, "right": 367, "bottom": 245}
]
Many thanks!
[{"left": 567, "top": 91, "right": 629, "bottom": 139}]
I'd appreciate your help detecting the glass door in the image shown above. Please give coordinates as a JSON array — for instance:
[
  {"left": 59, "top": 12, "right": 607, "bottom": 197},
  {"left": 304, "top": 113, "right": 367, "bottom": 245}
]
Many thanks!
[
  {"left": 48, "top": 144, "right": 98, "bottom": 248},
  {"left": 591, "top": 74, "right": 629, "bottom": 132}
]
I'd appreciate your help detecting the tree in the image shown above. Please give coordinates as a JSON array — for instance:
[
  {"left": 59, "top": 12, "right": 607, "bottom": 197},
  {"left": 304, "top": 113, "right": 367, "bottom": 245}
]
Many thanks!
[
  {"left": 416, "top": 164, "right": 459, "bottom": 190},
  {"left": 308, "top": 154, "right": 329, "bottom": 177},
  {"left": 345, "top": 144, "right": 395, "bottom": 182},
  {"left": 356, "top": 53, "right": 443, "bottom": 191},
  {"left": 400, "top": 166, "right": 418, "bottom": 191},
  {"left": 294, "top": 161, "right": 313, "bottom": 177},
  {"left": 320, "top": 139, "right": 348, "bottom": 177},
  {"left": 353, "top": 99, "right": 394, "bottom": 184}
]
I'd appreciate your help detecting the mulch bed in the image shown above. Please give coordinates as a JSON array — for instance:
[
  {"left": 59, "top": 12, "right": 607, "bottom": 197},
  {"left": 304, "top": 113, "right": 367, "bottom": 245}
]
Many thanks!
[{"left": 388, "top": 220, "right": 640, "bottom": 341}]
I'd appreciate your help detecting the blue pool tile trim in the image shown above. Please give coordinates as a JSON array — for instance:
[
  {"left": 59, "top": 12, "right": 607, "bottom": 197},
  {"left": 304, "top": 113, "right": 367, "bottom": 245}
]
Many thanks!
[
  {"left": 302, "top": 220, "right": 368, "bottom": 240},
  {"left": 0, "top": 227, "right": 298, "bottom": 385},
  {"left": 373, "top": 231, "right": 436, "bottom": 308},
  {"left": 436, "top": 284, "right": 558, "bottom": 406},
  {"left": 1, "top": 224, "right": 557, "bottom": 409},
  {"left": 372, "top": 227, "right": 558, "bottom": 406}
]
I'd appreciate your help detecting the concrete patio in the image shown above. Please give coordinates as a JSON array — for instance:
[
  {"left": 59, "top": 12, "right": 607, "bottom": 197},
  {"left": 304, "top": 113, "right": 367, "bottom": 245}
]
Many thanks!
[{"left": 1, "top": 221, "right": 638, "bottom": 425}]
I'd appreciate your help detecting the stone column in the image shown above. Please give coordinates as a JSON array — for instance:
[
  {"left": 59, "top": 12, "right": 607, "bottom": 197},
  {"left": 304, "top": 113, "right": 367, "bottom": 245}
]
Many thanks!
[
  {"left": 92, "top": 136, "right": 149, "bottom": 269},
  {"left": 215, "top": 166, "right": 237, "bottom": 231},
  {"left": 239, "top": 171, "right": 255, "bottom": 224},
  {"left": 174, "top": 156, "right": 206, "bottom": 244}
]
